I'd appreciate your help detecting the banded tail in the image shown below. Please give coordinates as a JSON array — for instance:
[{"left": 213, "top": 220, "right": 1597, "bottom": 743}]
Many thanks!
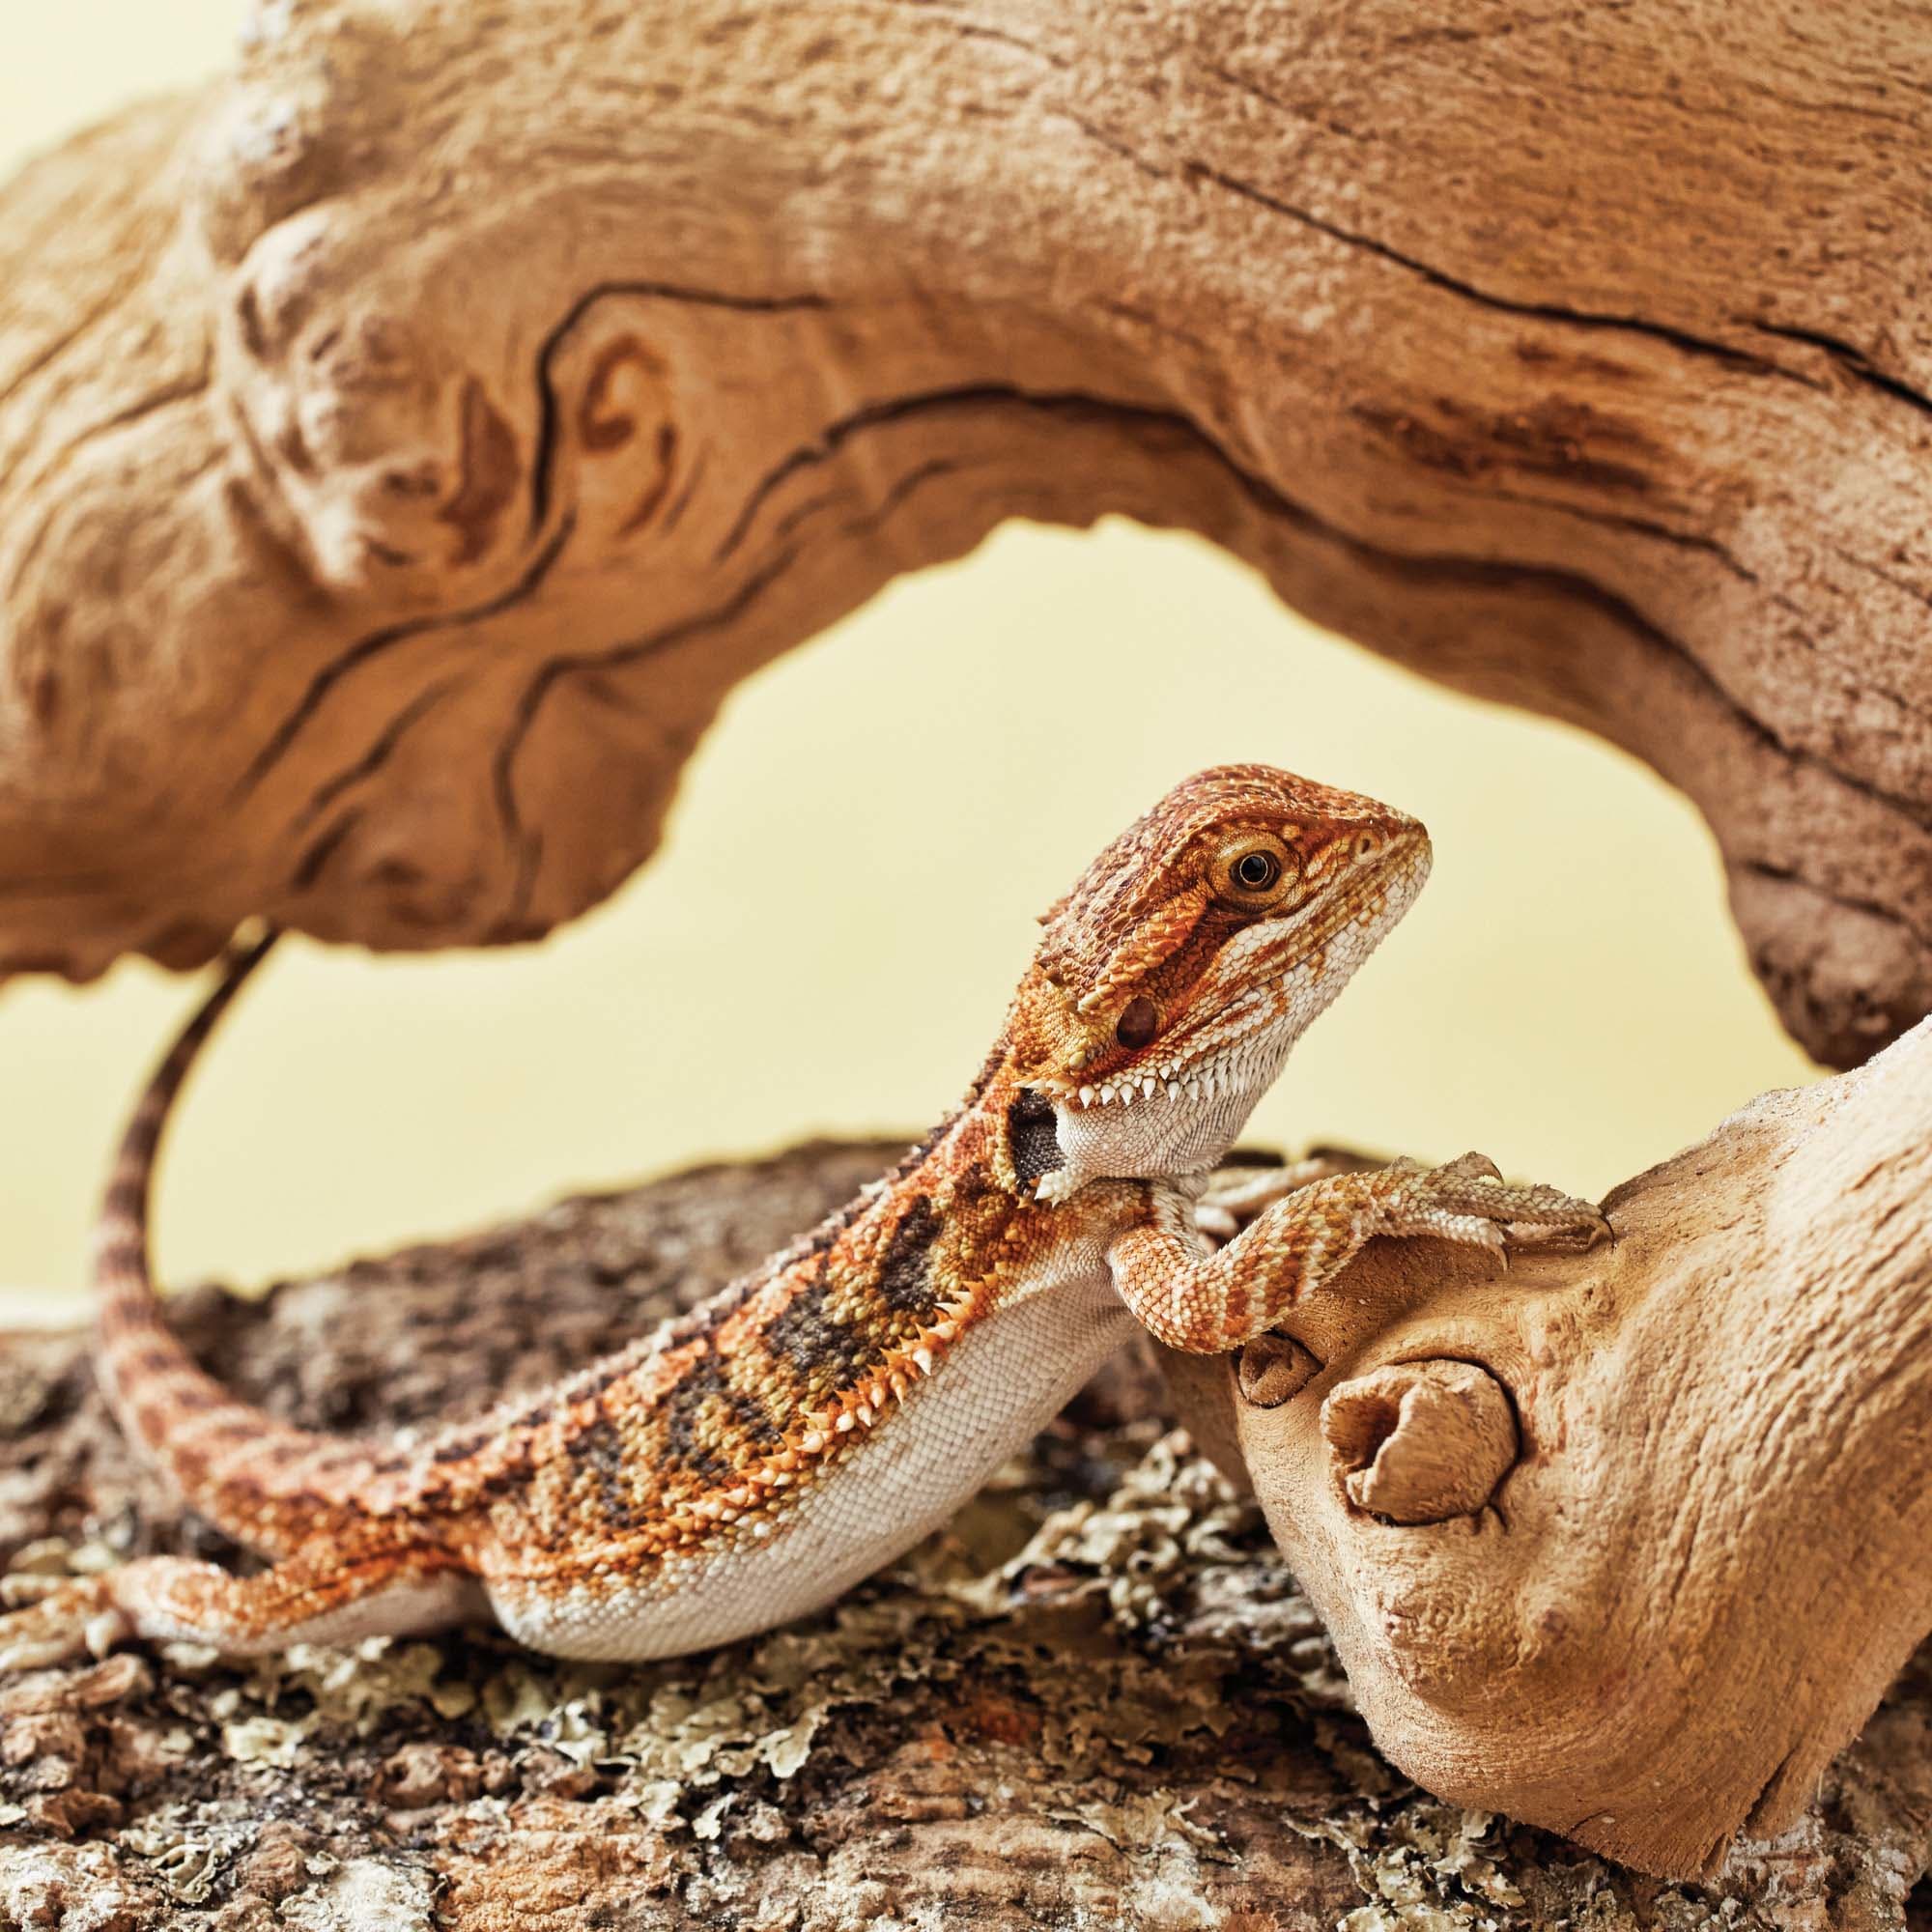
[{"left": 93, "top": 932, "right": 377, "bottom": 1558}]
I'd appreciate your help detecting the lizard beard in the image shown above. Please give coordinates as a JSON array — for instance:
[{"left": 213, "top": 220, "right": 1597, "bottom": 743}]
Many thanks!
[
  {"left": 1040, "top": 1028, "right": 1293, "bottom": 1198},
  {"left": 1035, "top": 878, "right": 1425, "bottom": 1196}
]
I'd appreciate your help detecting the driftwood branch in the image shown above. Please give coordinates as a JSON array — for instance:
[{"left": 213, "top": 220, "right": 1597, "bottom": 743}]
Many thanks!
[
  {"left": 4, "top": 1136, "right": 1932, "bottom": 1927},
  {"left": 1168, "top": 1019, "right": 1932, "bottom": 1880},
  {"left": 3, "top": 1, "right": 1930, "bottom": 1064}
]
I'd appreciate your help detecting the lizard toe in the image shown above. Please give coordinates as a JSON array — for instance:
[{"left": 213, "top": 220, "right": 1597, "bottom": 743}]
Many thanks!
[{"left": 1504, "top": 1202, "right": 1614, "bottom": 1250}]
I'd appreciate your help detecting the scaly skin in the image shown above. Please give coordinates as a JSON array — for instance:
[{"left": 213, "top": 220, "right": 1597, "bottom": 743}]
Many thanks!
[{"left": 0, "top": 765, "right": 1605, "bottom": 1668}]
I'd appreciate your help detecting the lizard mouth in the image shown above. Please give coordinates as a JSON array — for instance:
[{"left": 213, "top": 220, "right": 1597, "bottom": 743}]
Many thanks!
[{"left": 1034, "top": 841, "right": 1430, "bottom": 1114}]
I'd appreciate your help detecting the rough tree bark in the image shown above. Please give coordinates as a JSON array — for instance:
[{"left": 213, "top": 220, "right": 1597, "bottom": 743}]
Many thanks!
[
  {"left": 6, "top": 1134, "right": 1932, "bottom": 1929},
  {"left": 3, "top": 0, "right": 1930, "bottom": 1065}
]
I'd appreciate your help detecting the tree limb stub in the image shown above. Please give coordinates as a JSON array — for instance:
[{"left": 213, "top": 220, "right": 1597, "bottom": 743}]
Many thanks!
[
  {"left": 1165, "top": 1017, "right": 1932, "bottom": 1880},
  {"left": 3, "top": 0, "right": 1930, "bottom": 1064}
]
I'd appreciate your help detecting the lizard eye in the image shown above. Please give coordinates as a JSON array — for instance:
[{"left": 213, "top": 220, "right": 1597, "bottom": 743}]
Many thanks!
[
  {"left": 1116, "top": 996, "right": 1159, "bottom": 1050},
  {"left": 1211, "top": 834, "right": 1297, "bottom": 909}
]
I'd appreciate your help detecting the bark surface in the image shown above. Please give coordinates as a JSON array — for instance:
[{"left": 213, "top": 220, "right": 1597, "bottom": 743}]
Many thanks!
[
  {"left": 4, "top": 1135, "right": 1932, "bottom": 1929},
  {"left": 3, "top": 0, "right": 1929, "bottom": 1065}
]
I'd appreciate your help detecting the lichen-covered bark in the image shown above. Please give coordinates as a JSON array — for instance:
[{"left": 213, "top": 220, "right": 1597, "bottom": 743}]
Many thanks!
[
  {"left": 2, "top": 1, "right": 1929, "bottom": 1065},
  {"left": 4, "top": 1142, "right": 1931, "bottom": 1929}
]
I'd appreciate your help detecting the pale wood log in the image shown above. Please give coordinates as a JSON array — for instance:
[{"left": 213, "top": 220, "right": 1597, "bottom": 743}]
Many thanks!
[
  {"left": 1166, "top": 1018, "right": 1932, "bottom": 1880},
  {"left": 3, "top": 1, "right": 1930, "bottom": 1065}
]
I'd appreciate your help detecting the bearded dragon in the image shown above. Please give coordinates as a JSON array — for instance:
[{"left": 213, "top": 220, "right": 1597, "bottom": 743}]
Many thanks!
[{"left": 0, "top": 765, "right": 1605, "bottom": 1668}]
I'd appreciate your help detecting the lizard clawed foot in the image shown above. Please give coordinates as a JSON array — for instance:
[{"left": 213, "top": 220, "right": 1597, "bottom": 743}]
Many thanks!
[{"left": 1381, "top": 1152, "right": 1611, "bottom": 1256}]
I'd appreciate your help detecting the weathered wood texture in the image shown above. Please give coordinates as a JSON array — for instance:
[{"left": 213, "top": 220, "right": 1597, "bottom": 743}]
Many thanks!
[
  {"left": 2, "top": 1, "right": 1928, "bottom": 1065},
  {"left": 5, "top": 1140, "right": 1932, "bottom": 1930},
  {"left": 1169, "top": 1016, "right": 1932, "bottom": 1881}
]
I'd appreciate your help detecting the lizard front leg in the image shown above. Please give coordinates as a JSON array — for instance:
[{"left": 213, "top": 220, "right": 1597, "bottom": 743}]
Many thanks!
[
  {"left": 1113, "top": 1155, "right": 1609, "bottom": 1353},
  {"left": 1193, "top": 1148, "right": 1382, "bottom": 1240}
]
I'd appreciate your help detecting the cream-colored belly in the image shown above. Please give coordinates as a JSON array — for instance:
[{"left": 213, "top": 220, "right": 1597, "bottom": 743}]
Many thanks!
[{"left": 486, "top": 1266, "right": 1137, "bottom": 1662}]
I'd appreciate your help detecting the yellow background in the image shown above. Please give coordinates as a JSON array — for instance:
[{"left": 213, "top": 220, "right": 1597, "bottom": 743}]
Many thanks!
[{"left": 0, "top": 2, "right": 1818, "bottom": 1317}]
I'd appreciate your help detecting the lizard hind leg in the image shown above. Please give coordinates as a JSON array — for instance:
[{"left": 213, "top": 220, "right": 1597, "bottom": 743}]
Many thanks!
[{"left": 0, "top": 1550, "right": 486, "bottom": 1670}]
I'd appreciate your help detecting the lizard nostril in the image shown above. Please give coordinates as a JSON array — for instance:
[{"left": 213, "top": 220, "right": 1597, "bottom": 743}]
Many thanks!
[{"left": 1116, "top": 996, "right": 1159, "bottom": 1050}]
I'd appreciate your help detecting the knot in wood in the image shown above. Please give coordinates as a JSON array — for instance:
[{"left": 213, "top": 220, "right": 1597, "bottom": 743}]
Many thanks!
[
  {"left": 1320, "top": 1358, "right": 1517, "bottom": 1524},
  {"left": 1234, "top": 1331, "right": 1321, "bottom": 1408}
]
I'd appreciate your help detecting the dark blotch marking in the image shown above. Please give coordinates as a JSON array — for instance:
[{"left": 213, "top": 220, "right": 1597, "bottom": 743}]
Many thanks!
[
  {"left": 581, "top": 1414, "right": 636, "bottom": 1530},
  {"left": 953, "top": 1158, "right": 995, "bottom": 1205},
  {"left": 1008, "top": 1088, "right": 1064, "bottom": 1192},
  {"left": 658, "top": 1355, "right": 731, "bottom": 1485},
  {"left": 875, "top": 1196, "right": 944, "bottom": 1315},
  {"left": 767, "top": 1265, "right": 883, "bottom": 1387},
  {"left": 657, "top": 1350, "right": 781, "bottom": 1486}
]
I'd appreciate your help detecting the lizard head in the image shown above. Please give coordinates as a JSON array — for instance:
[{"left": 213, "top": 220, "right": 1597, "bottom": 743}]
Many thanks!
[{"left": 1005, "top": 763, "right": 1430, "bottom": 1197}]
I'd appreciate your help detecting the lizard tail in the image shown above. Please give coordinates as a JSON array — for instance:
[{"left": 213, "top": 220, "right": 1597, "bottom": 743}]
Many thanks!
[{"left": 93, "top": 930, "right": 377, "bottom": 1558}]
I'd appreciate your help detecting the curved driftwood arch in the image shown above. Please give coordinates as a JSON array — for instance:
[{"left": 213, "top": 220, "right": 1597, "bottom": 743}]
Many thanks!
[{"left": 2, "top": 0, "right": 1929, "bottom": 1065}]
